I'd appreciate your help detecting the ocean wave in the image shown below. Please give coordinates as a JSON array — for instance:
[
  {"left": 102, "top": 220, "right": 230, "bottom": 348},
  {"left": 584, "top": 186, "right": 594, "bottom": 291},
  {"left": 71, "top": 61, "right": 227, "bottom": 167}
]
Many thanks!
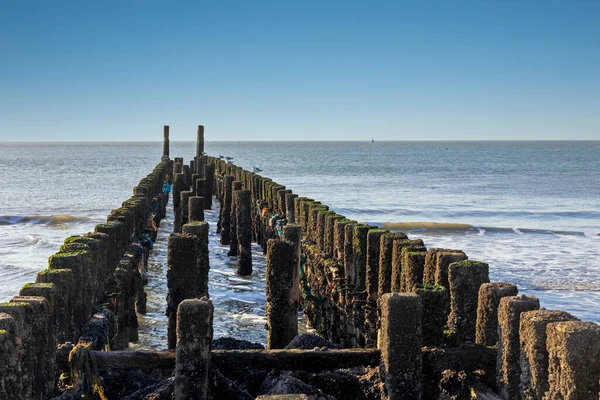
[
  {"left": 369, "top": 221, "right": 599, "bottom": 237},
  {"left": 0, "top": 215, "right": 89, "bottom": 225}
]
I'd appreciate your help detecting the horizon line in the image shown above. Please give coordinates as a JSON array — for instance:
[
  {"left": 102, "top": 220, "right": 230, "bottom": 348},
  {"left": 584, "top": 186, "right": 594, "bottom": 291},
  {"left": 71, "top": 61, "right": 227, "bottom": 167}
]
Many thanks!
[{"left": 1, "top": 139, "right": 600, "bottom": 144}]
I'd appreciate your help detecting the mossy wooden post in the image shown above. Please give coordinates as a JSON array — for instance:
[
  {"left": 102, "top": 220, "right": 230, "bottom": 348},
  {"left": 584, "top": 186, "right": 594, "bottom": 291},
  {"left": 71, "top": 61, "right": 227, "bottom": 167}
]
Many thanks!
[
  {"left": 167, "top": 233, "right": 200, "bottom": 350},
  {"left": 545, "top": 321, "right": 600, "bottom": 400},
  {"left": 183, "top": 164, "right": 191, "bottom": 188},
  {"left": 433, "top": 250, "right": 467, "bottom": 289},
  {"left": 0, "top": 313, "right": 19, "bottom": 397},
  {"left": 352, "top": 224, "right": 371, "bottom": 293},
  {"left": 378, "top": 232, "right": 408, "bottom": 297},
  {"left": 195, "top": 178, "right": 206, "bottom": 198},
  {"left": 414, "top": 284, "right": 448, "bottom": 347},
  {"left": 188, "top": 196, "right": 205, "bottom": 222},
  {"left": 266, "top": 239, "right": 296, "bottom": 349},
  {"left": 228, "top": 181, "right": 242, "bottom": 257},
  {"left": 316, "top": 210, "right": 328, "bottom": 251},
  {"left": 278, "top": 189, "right": 291, "bottom": 216},
  {"left": 378, "top": 293, "right": 422, "bottom": 400},
  {"left": 390, "top": 239, "right": 424, "bottom": 292},
  {"left": 48, "top": 250, "right": 91, "bottom": 338},
  {"left": 285, "top": 192, "right": 298, "bottom": 223},
  {"left": 497, "top": 295, "right": 540, "bottom": 400},
  {"left": 173, "top": 173, "right": 187, "bottom": 233},
  {"left": 220, "top": 175, "right": 234, "bottom": 245},
  {"left": 333, "top": 218, "right": 349, "bottom": 263},
  {"left": 196, "top": 124, "right": 204, "bottom": 161},
  {"left": 447, "top": 260, "right": 490, "bottom": 343},
  {"left": 0, "top": 297, "right": 50, "bottom": 400},
  {"left": 401, "top": 248, "right": 427, "bottom": 292},
  {"left": 191, "top": 173, "right": 200, "bottom": 195},
  {"left": 182, "top": 222, "right": 210, "bottom": 297},
  {"left": 519, "top": 309, "right": 578, "bottom": 400},
  {"left": 235, "top": 189, "right": 252, "bottom": 276},
  {"left": 475, "top": 282, "right": 518, "bottom": 346},
  {"left": 351, "top": 224, "right": 371, "bottom": 346},
  {"left": 19, "top": 285, "right": 58, "bottom": 391},
  {"left": 180, "top": 190, "right": 193, "bottom": 227},
  {"left": 174, "top": 299, "right": 213, "bottom": 400},
  {"left": 35, "top": 268, "right": 74, "bottom": 342},
  {"left": 343, "top": 222, "right": 357, "bottom": 286},
  {"left": 365, "top": 228, "right": 387, "bottom": 346},
  {"left": 283, "top": 223, "right": 301, "bottom": 329},
  {"left": 203, "top": 163, "right": 215, "bottom": 209},
  {"left": 325, "top": 213, "right": 343, "bottom": 259},
  {"left": 163, "top": 125, "right": 170, "bottom": 158}
]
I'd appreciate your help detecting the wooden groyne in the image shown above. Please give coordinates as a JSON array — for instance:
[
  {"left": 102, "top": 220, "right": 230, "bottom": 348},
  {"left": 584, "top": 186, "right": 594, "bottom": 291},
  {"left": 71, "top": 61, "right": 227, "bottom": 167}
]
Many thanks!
[{"left": 1, "top": 126, "right": 599, "bottom": 399}]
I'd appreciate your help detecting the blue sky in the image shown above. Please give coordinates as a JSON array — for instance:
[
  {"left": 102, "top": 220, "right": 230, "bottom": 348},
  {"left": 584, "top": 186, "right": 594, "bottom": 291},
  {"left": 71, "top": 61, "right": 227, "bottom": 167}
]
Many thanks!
[{"left": 1, "top": 1, "right": 599, "bottom": 141}]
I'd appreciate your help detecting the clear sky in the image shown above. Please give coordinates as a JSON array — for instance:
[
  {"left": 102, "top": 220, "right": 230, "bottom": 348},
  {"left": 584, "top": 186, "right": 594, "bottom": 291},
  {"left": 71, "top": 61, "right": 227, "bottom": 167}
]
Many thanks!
[{"left": 1, "top": 1, "right": 599, "bottom": 141}]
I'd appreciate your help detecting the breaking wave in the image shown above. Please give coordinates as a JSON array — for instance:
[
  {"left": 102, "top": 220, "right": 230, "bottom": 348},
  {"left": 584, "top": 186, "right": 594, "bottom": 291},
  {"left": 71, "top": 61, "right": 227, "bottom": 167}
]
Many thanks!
[
  {"left": 0, "top": 215, "right": 90, "bottom": 225},
  {"left": 368, "top": 221, "right": 599, "bottom": 237}
]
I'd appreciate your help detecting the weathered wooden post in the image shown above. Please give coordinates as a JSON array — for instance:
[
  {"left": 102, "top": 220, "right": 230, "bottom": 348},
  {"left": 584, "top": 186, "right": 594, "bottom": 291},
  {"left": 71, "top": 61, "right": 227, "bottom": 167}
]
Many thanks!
[
  {"left": 365, "top": 228, "right": 386, "bottom": 346},
  {"left": 285, "top": 192, "right": 298, "bottom": 223},
  {"left": 390, "top": 239, "right": 424, "bottom": 292},
  {"left": 173, "top": 173, "right": 187, "bottom": 233},
  {"left": 378, "top": 232, "right": 408, "bottom": 297},
  {"left": 545, "top": 321, "right": 600, "bottom": 400},
  {"left": 378, "top": 293, "right": 423, "bottom": 400},
  {"left": 188, "top": 196, "right": 205, "bottom": 222},
  {"left": 447, "top": 260, "right": 490, "bottom": 343},
  {"left": 182, "top": 222, "right": 210, "bottom": 298},
  {"left": 235, "top": 189, "right": 252, "bottom": 276},
  {"left": 220, "top": 175, "right": 234, "bottom": 245},
  {"left": 433, "top": 250, "right": 468, "bottom": 289},
  {"left": 497, "top": 295, "right": 540, "bottom": 400},
  {"left": 228, "top": 181, "right": 242, "bottom": 257},
  {"left": 203, "top": 164, "right": 215, "bottom": 209},
  {"left": 414, "top": 284, "right": 448, "bottom": 347},
  {"left": 195, "top": 178, "right": 206, "bottom": 198},
  {"left": 266, "top": 239, "right": 297, "bottom": 349},
  {"left": 0, "top": 313, "right": 19, "bottom": 397},
  {"left": 283, "top": 223, "right": 301, "bottom": 328},
  {"left": 173, "top": 299, "right": 213, "bottom": 400},
  {"left": 163, "top": 125, "right": 170, "bottom": 158},
  {"left": 401, "top": 247, "right": 427, "bottom": 292},
  {"left": 167, "top": 233, "right": 200, "bottom": 350},
  {"left": 180, "top": 190, "right": 193, "bottom": 227},
  {"left": 0, "top": 296, "right": 51, "bottom": 399},
  {"left": 475, "top": 282, "right": 518, "bottom": 346},
  {"left": 519, "top": 309, "right": 578, "bottom": 400},
  {"left": 196, "top": 125, "right": 204, "bottom": 160}
]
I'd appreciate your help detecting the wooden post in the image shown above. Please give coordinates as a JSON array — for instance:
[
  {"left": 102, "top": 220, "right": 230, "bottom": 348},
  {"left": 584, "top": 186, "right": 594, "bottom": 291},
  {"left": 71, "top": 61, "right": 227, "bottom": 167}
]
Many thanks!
[
  {"left": 220, "top": 175, "right": 234, "bottom": 245},
  {"left": 203, "top": 164, "right": 215, "bottom": 210},
  {"left": 182, "top": 222, "right": 210, "bottom": 298},
  {"left": 266, "top": 239, "right": 296, "bottom": 349},
  {"left": 519, "top": 309, "right": 578, "bottom": 400},
  {"left": 167, "top": 234, "right": 200, "bottom": 350},
  {"left": 378, "top": 293, "right": 422, "bottom": 400},
  {"left": 497, "top": 295, "right": 540, "bottom": 400},
  {"left": 228, "top": 181, "right": 242, "bottom": 257},
  {"left": 188, "top": 196, "right": 205, "bottom": 222},
  {"left": 475, "top": 282, "right": 518, "bottom": 346},
  {"left": 163, "top": 125, "right": 169, "bottom": 158},
  {"left": 235, "top": 190, "right": 252, "bottom": 276},
  {"left": 545, "top": 321, "right": 600, "bottom": 400},
  {"left": 447, "top": 260, "right": 490, "bottom": 343},
  {"left": 196, "top": 125, "right": 204, "bottom": 160},
  {"left": 174, "top": 299, "right": 213, "bottom": 400}
]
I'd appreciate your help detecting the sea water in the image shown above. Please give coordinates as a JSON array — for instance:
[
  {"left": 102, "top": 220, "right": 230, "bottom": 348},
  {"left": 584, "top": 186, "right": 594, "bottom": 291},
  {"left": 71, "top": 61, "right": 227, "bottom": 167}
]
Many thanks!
[{"left": 1, "top": 141, "right": 598, "bottom": 349}]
